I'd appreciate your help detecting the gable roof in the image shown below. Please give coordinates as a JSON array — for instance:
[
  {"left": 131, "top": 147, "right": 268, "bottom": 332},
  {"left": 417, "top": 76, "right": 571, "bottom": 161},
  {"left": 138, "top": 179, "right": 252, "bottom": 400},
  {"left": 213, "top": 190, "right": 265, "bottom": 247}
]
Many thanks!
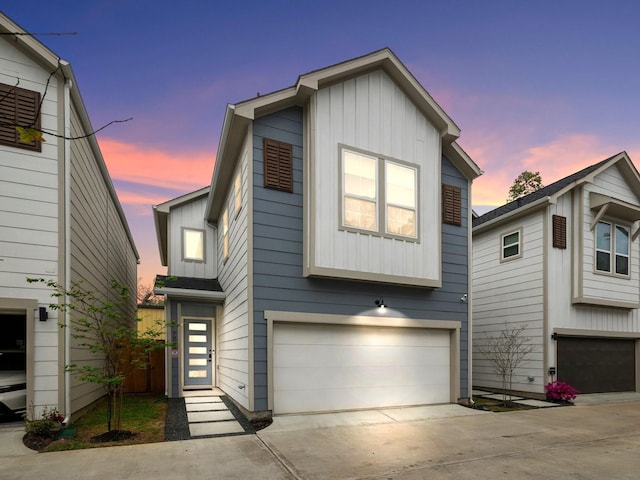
[
  {"left": 153, "top": 186, "right": 210, "bottom": 266},
  {"left": 473, "top": 152, "right": 639, "bottom": 232},
  {"left": 0, "top": 12, "right": 139, "bottom": 260},
  {"left": 205, "top": 48, "right": 481, "bottom": 221}
]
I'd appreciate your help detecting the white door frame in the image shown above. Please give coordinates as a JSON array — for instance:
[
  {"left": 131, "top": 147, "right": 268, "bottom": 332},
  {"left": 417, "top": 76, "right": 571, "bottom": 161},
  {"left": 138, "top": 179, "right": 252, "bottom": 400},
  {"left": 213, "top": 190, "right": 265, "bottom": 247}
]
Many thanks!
[{"left": 180, "top": 316, "right": 216, "bottom": 391}]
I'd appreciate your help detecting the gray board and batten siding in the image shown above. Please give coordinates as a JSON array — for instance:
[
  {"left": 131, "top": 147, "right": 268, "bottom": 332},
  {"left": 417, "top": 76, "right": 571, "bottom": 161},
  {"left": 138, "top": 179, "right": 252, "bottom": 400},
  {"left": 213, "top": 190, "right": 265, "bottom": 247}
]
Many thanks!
[{"left": 251, "top": 107, "right": 471, "bottom": 411}]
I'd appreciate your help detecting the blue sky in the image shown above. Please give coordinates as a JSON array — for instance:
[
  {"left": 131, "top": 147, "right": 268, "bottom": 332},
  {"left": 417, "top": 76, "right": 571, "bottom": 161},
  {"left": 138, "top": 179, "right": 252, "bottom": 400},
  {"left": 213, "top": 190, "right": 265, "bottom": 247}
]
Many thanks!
[{"left": 4, "top": 1, "right": 640, "bottom": 287}]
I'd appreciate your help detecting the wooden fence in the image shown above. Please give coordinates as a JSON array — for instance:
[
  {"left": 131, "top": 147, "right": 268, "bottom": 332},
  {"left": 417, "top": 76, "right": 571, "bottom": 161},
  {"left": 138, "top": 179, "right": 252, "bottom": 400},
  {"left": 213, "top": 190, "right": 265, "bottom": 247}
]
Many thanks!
[{"left": 123, "top": 345, "right": 165, "bottom": 394}]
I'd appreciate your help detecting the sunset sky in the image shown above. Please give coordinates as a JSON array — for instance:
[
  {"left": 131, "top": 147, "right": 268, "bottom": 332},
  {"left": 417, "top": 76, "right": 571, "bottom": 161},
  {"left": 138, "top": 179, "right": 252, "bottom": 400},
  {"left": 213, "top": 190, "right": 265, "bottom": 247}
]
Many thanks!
[{"left": 4, "top": 1, "right": 640, "bottom": 289}]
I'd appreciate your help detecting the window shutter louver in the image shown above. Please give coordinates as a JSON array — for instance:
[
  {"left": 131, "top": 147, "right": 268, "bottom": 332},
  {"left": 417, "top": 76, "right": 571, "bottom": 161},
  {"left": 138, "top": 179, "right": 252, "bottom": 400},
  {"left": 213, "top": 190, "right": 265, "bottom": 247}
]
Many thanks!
[
  {"left": 0, "top": 83, "right": 41, "bottom": 151},
  {"left": 263, "top": 138, "right": 293, "bottom": 192},
  {"left": 552, "top": 215, "right": 567, "bottom": 249},
  {"left": 442, "top": 184, "right": 462, "bottom": 226}
]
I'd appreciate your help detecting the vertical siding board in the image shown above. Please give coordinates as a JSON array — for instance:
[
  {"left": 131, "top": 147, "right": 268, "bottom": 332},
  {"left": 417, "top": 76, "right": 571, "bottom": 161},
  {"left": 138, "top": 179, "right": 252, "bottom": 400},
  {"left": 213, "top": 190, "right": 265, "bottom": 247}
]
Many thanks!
[{"left": 252, "top": 107, "right": 470, "bottom": 410}]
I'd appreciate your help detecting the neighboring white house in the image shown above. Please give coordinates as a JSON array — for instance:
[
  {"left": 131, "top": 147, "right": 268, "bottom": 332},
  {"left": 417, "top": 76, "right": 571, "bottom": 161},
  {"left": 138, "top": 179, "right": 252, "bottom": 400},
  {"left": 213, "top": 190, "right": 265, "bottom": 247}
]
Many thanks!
[
  {"left": 473, "top": 152, "right": 640, "bottom": 396},
  {"left": 0, "top": 13, "right": 138, "bottom": 419},
  {"left": 154, "top": 48, "right": 482, "bottom": 420}
]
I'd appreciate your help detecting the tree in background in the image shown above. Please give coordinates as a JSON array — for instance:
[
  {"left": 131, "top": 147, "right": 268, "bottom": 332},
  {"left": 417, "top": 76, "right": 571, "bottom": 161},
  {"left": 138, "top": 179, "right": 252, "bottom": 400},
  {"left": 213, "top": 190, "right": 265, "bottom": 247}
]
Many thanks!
[
  {"left": 507, "top": 171, "right": 544, "bottom": 202},
  {"left": 28, "top": 278, "right": 166, "bottom": 435}
]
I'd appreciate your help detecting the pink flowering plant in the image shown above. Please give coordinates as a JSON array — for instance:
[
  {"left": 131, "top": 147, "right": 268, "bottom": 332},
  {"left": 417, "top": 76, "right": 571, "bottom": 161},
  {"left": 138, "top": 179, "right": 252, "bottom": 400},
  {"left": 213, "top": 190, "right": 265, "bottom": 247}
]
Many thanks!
[{"left": 545, "top": 381, "right": 580, "bottom": 403}]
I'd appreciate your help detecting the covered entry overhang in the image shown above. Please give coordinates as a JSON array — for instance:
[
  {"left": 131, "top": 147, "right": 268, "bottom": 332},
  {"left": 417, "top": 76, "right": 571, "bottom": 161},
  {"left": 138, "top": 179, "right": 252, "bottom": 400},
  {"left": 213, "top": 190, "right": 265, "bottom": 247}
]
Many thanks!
[
  {"left": 154, "top": 276, "right": 226, "bottom": 398},
  {"left": 266, "top": 310, "right": 461, "bottom": 415}
]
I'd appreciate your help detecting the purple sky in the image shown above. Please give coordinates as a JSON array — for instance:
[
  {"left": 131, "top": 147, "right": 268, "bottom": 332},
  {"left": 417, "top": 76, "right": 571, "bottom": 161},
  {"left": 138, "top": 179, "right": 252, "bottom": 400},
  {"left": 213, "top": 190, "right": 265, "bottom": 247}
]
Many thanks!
[{"left": 4, "top": 1, "right": 640, "bottom": 287}]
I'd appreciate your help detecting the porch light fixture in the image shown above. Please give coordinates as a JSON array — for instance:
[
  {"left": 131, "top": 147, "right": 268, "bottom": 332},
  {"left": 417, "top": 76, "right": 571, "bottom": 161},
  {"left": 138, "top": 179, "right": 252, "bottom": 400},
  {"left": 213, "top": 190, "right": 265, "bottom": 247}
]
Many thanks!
[
  {"left": 375, "top": 297, "right": 387, "bottom": 308},
  {"left": 38, "top": 306, "right": 48, "bottom": 322}
]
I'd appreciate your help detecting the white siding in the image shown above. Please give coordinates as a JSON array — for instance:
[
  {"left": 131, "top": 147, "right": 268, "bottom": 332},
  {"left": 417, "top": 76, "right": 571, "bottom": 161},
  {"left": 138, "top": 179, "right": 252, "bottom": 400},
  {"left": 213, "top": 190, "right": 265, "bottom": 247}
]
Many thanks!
[
  {"left": 308, "top": 70, "right": 441, "bottom": 284},
  {"left": 167, "top": 196, "right": 216, "bottom": 278},
  {"left": 217, "top": 132, "right": 250, "bottom": 409},
  {"left": 577, "top": 166, "right": 640, "bottom": 306},
  {"left": 0, "top": 35, "right": 62, "bottom": 414},
  {"left": 68, "top": 101, "right": 137, "bottom": 413},
  {"left": 472, "top": 212, "right": 545, "bottom": 393}
]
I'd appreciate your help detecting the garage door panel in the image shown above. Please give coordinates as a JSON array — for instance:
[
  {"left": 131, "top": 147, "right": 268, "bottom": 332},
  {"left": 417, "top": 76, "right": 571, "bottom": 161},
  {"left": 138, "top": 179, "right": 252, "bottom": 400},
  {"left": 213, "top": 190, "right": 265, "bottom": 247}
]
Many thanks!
[
  {"left": 275, "top": 384, "right": 451, "bottom": 414},
  {"left": 273, "top": 323, "right": 452, "bottom": 414},
  {"left": 274, "top": 344, "right": 449, "bottom": 368},
  {"left": 558, "top": 337, "right": 636, "bottom": 393}
]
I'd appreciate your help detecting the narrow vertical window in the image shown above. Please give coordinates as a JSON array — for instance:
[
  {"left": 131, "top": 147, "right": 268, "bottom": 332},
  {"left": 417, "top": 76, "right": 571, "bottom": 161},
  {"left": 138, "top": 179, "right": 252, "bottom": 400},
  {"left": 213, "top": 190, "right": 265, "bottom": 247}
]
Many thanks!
[
  {"left": 442, "top": 184, "right": 462, "bottom": 226},
  {"left": 615, "top": 225, "right": 630, "bottom": 275},
  {"left": 183, "top": 229, "right": 204, "bottom": 262},
  {"left": 595, "top": 221, "right": 611, "bottom": 272},
  {"left": 386, "top": 162, "right": 417, "bottom": 236},
  {"left": 234, "top": 170, "right": 242, "bottom": 218},
  {"left": 342, "top": 149, "right": 378, "bottom": 231},
  {"left": 501, "top": 230, "right": 521, "bottom": 260},
  {"left": 222, "top": 208, "right": 229, "bottom": 261}
]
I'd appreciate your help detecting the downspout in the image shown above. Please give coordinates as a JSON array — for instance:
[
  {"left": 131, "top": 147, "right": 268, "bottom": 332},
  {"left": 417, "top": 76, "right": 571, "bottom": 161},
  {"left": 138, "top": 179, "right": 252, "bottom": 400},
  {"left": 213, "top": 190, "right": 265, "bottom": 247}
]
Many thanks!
[{"left": 63, "top": 76, "right": 72, "bottom": 424}]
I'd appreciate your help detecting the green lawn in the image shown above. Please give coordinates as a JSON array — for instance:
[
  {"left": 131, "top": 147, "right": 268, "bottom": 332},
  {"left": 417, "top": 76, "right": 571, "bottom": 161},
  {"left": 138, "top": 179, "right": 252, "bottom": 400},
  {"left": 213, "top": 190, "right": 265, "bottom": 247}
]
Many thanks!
[{"left": 45, "top": 394, "right": 167, "bottom": 452}]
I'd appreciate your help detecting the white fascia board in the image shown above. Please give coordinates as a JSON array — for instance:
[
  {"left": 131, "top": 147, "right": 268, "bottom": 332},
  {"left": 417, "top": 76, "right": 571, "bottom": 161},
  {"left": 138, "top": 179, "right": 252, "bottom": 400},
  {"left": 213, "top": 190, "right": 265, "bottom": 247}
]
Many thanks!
[
  {"left": 443, "top": 142, "right": 483, "bottom": 181},
  {"left": 153, "top": 287, "right": 226, "bottom": 301}
]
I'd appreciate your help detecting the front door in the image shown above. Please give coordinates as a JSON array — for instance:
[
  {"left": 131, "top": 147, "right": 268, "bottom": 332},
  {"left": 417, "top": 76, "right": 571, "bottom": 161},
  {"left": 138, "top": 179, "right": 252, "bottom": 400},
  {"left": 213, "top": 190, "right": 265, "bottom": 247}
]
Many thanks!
[{"left": 183, "top": 318, "right": 214, "bottom": 388}]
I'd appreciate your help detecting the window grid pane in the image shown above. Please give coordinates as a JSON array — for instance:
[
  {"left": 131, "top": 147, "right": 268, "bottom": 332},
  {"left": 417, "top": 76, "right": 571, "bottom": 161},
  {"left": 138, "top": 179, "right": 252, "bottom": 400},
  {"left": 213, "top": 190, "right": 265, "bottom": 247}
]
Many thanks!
[
  {"left": 502, "top": 232, "right": 520, "bottom": 259},
  {"left": 387, "top": 205, "right": 415, "bottom": 236},
  {"left": 184, "top": 229, "right": 204, "bottom": 261}
]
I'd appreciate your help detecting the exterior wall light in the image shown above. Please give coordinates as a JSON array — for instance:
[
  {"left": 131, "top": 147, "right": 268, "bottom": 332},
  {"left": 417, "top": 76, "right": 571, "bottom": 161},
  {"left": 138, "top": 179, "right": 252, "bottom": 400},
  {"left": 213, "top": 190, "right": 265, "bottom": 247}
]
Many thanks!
[{"left": 375, "top": 297, "right": 387, "bottom": 308}]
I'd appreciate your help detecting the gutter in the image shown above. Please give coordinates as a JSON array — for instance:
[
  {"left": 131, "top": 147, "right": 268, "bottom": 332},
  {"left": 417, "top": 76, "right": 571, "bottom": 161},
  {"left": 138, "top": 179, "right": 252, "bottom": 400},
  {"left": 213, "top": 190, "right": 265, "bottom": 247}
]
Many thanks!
[
  {"left": 63, "top": 74, "right": 72, "bottom": 425},
  {"left": 153, "top": 287, "right": 226, "bottom": 302}
]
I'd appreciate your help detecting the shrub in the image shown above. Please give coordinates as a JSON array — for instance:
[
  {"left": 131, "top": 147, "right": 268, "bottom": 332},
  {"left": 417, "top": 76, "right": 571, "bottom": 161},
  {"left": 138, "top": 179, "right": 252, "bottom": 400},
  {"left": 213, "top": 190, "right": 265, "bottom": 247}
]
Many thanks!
[
  {"left": 545, "top": 381, "right": 580, "bottom": 403},
  {"left": 25, "top": 407, "right": 65, "bottom": 437}
]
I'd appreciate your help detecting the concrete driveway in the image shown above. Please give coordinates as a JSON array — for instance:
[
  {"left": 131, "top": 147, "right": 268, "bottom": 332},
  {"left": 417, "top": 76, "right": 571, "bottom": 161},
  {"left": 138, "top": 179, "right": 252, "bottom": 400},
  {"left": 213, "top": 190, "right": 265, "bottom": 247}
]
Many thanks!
[{"left": 3, "top": 400, "right": 640, "bottom": 479}]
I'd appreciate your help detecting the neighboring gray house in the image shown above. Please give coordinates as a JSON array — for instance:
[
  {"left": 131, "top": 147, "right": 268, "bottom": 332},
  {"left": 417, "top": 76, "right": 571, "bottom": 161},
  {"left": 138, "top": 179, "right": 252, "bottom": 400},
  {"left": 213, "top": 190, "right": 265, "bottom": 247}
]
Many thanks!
[
  {"left": 473, "top": 152, "right": 640, "bottom": 396},
  {"left": 154, "top": 49, "right": 482, "bottom": 419},
  {"left": 0, "top": 13, "right": 138, "bottom": 419}
]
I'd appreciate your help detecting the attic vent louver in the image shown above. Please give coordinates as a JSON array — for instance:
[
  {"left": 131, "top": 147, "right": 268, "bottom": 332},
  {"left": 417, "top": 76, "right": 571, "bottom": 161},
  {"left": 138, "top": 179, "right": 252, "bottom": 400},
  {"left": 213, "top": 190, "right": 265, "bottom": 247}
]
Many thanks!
[
  {"left": 442, "top": 184, "right": 462, "bottom": 226},
  {"left": 263, "top": 138, "right": 293, "bottom": 193},
  {"left": 552, "top": 215, "right": 567, "bottom": 249}
]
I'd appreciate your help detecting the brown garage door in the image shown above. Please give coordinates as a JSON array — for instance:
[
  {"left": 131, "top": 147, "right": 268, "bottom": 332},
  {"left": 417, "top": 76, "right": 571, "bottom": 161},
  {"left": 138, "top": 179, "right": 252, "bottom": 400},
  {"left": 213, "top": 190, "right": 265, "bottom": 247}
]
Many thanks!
[{"left": 557, "top": 337, "right": 636, "bottom": 393}]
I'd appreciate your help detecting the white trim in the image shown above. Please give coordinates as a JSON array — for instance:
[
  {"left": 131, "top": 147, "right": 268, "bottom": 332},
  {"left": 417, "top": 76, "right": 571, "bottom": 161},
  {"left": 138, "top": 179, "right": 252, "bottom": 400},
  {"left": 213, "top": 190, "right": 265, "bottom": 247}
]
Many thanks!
[{"left": 154, "top": 287, "right": 226, "bottom": 301}]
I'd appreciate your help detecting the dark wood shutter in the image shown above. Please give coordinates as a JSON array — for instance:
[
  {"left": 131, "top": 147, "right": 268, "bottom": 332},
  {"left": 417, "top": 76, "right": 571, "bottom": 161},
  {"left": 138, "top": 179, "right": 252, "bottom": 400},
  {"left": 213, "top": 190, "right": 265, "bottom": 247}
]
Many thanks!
[
  {"left": 0, "top": 83, "right": 41, "bottom": 151},
  {"left": 263, "top": 138, "right": 293, "bottom": 192},
  {"left": 552, "top": 215, "right": 567, "bottom": 249},
  {"left": 442, "top": 184, "right": 462, "bottom": 226}
]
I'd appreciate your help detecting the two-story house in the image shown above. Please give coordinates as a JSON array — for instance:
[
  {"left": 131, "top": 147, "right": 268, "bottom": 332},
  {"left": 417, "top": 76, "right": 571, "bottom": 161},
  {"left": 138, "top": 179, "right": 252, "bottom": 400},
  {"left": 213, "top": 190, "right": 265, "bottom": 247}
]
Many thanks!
[
  {"left": 473, "top": 152, "right": 640, "bottom": 397},
  {"left": 154, "top": 49, "right": 482, "bottom": 419},
  {"left": 0, "top": 13, "right": 138, "bottom": 419}
]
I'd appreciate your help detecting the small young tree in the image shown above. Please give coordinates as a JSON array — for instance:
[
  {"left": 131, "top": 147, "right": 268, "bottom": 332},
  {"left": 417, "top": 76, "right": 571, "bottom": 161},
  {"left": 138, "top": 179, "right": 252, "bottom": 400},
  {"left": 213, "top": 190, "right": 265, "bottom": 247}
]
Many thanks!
[
  {"left": 27, "top": 278, "right": 166, "bottom": 434},
  {"left": 507, "top": 171, "right": 544, "bottom": 202},
  {"left": 478, "top": 323, "right": 534, "bottom": 404}
]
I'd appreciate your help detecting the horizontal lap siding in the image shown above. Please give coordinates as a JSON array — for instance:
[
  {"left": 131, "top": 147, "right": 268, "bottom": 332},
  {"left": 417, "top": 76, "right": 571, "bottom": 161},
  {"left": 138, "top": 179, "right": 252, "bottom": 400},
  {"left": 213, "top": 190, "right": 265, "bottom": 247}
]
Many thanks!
[
  {"left": 252, "top": 108, "right": 471, "bottom": 411},
  {"left": 217, "top": 134, "right": 250, "bottom": 409},
  {"left": 69, "top": 103, "right": 137, "bottom": 413},
  {"left": 472, "top": 212, "right": 545, "bottom": 393}
]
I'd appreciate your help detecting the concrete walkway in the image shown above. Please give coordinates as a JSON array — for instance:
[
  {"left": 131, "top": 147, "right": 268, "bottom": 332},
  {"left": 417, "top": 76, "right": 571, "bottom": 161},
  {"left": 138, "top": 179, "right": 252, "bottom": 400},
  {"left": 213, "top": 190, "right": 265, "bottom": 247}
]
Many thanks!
[
  {"left": 3, "top": 396, "right": 640, "bottom": 479},
  {"left": 183, "top": 391, "right": 245, "bottom": 437}
]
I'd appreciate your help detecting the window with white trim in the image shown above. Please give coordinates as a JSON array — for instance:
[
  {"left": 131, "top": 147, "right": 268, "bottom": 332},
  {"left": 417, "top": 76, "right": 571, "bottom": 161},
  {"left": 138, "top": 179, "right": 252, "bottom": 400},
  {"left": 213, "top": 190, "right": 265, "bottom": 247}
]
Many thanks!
[
  {"left": 233, "top": 170, "right": 242, "bottom": 218},
  {"left": 183, "top": 228, "right": 204, "bottom": 262},
  {"left": 501, "top": 230, "right": 521, "bottom": 260},
  {"left": 222, "top": 208, "right": 229, "bottom": 261},
  {"left": 341, "top": 146, "right": 417, "bottom": 239},
  {"left": 596, "top": 221, "right": 629, "bottom": 275}
]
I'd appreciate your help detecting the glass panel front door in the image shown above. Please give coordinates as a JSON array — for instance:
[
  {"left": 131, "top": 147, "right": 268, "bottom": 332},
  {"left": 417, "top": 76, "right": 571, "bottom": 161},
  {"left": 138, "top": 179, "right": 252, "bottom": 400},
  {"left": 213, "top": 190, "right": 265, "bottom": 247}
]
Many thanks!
[{"left": 183, "top": 319, "right": 213, "bottom": 386}]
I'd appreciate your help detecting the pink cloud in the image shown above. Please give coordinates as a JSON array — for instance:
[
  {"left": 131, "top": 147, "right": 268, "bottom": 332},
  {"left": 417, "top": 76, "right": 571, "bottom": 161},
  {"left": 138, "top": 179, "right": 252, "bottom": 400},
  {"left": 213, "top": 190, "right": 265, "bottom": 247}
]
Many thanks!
[{"left": 98, "top": 137, "right": 215, "bottom": 192}]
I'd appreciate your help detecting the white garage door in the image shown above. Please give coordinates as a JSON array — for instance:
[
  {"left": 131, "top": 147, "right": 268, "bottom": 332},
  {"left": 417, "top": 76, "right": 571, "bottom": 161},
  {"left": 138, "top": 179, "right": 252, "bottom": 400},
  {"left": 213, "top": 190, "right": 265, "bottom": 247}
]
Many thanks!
[{"left": 273, "top": 323, "right": 451, "bottom": 414}]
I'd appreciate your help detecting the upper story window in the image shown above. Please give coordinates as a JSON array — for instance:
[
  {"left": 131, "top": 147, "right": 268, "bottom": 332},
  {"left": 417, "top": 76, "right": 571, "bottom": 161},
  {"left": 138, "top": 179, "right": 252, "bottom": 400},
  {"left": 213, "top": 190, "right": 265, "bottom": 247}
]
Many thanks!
[
  {"left": 234, "top": 170, "right": 242, "bottom": 218},
  {"left": 0, "top": 83, "right": 41, "bottom": 152},
  {"left": 183, "top": 228, "right": 204, "bottom": 262},
  {"left": 501, "top": 229, "right": 522, "bottom": 261},
  {"left": 222, "top": 208, "right": 229, "bottom": 261},
  {"left": 596, "top": 221, "right": 629, "bottom": 276},
  {"left": 341, "top": 146, "right": 418, "bottom": 240}
]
